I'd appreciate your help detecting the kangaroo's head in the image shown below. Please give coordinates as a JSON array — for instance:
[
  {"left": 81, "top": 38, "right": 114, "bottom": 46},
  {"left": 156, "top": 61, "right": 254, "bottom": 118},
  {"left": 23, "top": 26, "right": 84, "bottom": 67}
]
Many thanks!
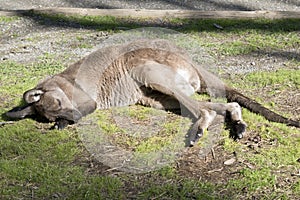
[{"left": 6, "top": 76, "right": 97, "bottom": 124}]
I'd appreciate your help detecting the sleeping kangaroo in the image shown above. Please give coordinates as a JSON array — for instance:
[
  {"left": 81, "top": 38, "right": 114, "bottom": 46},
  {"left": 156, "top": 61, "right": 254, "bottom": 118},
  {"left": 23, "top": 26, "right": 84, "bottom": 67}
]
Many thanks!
[{"left": 6, "top": 39, "right": 300, "bottom": 146}]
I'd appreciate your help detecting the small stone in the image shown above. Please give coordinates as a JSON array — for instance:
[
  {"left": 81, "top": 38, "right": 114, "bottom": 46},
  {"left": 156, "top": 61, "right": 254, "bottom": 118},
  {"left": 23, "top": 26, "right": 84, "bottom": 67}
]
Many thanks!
[
  {"left": 213, "top": 23, "right": 223, "bottom": 29},
  {"left": 52, "top": 193, "right": 60, "bottom": 198},
  {"left": 224, "top": 157, "right": 236, "bottom": 165}
]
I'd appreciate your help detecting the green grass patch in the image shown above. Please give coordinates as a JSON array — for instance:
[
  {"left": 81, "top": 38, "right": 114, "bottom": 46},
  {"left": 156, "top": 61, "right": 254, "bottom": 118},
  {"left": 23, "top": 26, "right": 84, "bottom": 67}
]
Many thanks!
[
  {"left": 227, "top": 168, "right": 276, "bottom": 194},
  {"left": 30, "top": 11, "right": 300, "bottom": 32},
  {"left": 0, "top": 60, "right": 65, "bottom": 115},
  {"left": 229, "top": 68, "right": 299, "bottom": 88},
  {"left": 215, "top": 67, "right": 300, "bottom": 198},
  {"left": 219, "top": 124, "right": 299, "bottom": 198},
  {"left": 86, "top": 106, "right": 190, "bottom": 153},
  {"left": 0, "top": 60, "right": 64, "bottom": 89},
  {"left": 220, "top": 107, "right": 300, "bottom": 198},
  {"left": 0, "top": 16, "right": 19, "bottom": 23},
  {"left": 1, "top": 123, "right": 126, "bottom": 199},
  {"left": 138, "top": 179, "right": 225, "bottom": 200},
  {"left": 0, "top": 119, "right": 125, "bottom": 199}
]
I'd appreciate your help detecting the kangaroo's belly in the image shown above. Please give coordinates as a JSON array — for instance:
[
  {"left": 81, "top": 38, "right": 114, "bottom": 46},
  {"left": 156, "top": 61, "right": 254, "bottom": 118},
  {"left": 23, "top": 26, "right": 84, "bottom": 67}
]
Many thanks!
[{"left": 96, "top": 73, "right": 143, "bottom": 109}]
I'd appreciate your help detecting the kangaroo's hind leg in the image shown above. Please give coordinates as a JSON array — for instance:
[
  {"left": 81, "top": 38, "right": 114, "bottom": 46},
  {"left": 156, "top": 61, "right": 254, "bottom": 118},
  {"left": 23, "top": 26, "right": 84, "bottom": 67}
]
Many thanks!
[
  {"left": 137, "top": 90, "right": 218, "bottom": 146},
  {"left": 130, "top": 61, "right": 218, "bottom": 146},
  {"left": 191, "top": 63, "right": 247, "bottom": 139},
  {"left": 137, "top": 89, "right": 180, "bottom": 111},
  {"left": 200, "top": 101, "right": 247, "bottom": 139}
]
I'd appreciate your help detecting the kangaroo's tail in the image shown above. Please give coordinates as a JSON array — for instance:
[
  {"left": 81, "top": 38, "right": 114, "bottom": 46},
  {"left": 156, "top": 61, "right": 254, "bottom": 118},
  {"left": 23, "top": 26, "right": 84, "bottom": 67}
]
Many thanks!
[{"left": 225, "top": 86, "right": 300, "bottom": 128}]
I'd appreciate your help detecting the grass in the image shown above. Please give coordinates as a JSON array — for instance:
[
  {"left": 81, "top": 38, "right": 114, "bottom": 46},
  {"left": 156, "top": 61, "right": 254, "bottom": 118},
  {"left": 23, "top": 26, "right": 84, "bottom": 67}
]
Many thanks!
[
  {"left": 223, "top": 109, "right": 300, "bottom": 195},
  {"left": 137, "top": 180, "right": 223, "bottom": 200},
  {"left": 227, "top": 68, "right": 300, "bottom": 119},
  {"left": 0, "top": 118, "right": 125, "bottom": 199},
  {"left": 0, "top": 14, "right": 300, "bottom": 199},
  {"left": 239, "top": 69, "right": 300, "bottom": 88},
  {"left": 0, "top": 16, "right": 19, "bottom": 23}
]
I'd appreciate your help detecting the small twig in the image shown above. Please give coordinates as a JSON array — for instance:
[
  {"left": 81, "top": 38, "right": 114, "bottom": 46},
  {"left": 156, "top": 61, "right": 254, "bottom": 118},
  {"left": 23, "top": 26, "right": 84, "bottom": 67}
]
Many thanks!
[
  {"left": 291, "top": 170, "right": 300, "bottom": 177},
  {"left": 207, "top": 167, "right": 224, "bottom": 173},
  {"left": 211, "top": 148, "right": 216, "bottom": 159},
  {"left": 0, "top": 121, "right": 15, "bottom": 127},
  {"left": 151, "top": 192, "right": 167, "bottom": 200},
  {"left": 291, "top": 173, "right": 300, "bottom": 177},
  {"left": 105, "top": 166, "right": 123, "bottom": 172}
]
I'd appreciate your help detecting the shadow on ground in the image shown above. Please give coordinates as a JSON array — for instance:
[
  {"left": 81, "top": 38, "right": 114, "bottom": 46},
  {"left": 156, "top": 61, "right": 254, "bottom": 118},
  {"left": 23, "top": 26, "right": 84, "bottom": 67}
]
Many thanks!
[
  {"left": 11, "top": 10, "right": 300, "bottom": 62},
  {"left": 15, "top": 9, "right": 300, "bottom": 32}
]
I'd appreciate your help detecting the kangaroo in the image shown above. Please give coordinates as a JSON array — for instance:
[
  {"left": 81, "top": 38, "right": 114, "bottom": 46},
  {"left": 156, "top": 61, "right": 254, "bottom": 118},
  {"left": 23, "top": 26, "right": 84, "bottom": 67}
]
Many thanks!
[{"left": 6, "top": 39, "right": 299, "bottom": 146}]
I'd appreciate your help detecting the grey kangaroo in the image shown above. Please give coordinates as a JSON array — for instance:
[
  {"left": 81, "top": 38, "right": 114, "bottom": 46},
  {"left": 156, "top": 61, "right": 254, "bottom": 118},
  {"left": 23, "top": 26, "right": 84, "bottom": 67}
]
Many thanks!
[{"left": 6, "top": 39, "right": 299, "bottom": 146}]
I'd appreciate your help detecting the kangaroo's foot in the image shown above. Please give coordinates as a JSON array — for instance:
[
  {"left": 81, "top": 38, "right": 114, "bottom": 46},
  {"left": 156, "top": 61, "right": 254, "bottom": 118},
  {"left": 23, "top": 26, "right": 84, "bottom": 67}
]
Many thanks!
[
  {"left": 225, "top": 102, "right": 247, "bottom": 139},
  {"left": 189, "top": 109, "right": 217, "bottom": 147}
]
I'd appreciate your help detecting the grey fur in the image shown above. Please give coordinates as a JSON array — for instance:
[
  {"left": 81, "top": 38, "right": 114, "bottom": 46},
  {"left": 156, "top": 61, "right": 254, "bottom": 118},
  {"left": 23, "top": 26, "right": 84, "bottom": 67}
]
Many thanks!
[{"left": 6, "top": 39, "right": 299, "bottom": 145}]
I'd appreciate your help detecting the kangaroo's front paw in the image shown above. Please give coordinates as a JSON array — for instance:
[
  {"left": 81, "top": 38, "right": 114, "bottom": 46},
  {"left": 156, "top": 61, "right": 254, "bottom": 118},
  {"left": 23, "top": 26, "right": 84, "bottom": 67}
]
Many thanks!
[
  {"left": 52, "top": 119, "right": 70, "bottom": 130},
  {"left": 189, "top": 129, "right": 204, "bottom": 147}
]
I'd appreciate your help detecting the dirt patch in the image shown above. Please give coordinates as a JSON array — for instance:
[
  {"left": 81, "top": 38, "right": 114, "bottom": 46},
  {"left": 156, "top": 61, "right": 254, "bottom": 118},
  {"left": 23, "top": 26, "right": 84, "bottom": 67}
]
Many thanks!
[
  {"left": 177, "top": 144, "right": 238, "bottom": 182},
  {"left": 218, "top": 52, "right": 300, "bottom": 75},
  {"left": 0, "top": 17, "right": 109, "bottom": 64},
  {"left": 72, "top": 133, "right": 265, "bottom": 198},
  {"left": 248, "top": 85, "right": 300, "bottom": 121},
  {"left": 2, "top": 0, "right": 300, "bottom": 11}
]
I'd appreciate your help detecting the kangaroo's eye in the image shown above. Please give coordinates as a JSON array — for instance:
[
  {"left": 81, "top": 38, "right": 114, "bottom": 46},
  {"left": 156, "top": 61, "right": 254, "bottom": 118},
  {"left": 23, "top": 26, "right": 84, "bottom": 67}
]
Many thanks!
[{"left": 56, "top": 99, "right": 62, "bottom": 107}]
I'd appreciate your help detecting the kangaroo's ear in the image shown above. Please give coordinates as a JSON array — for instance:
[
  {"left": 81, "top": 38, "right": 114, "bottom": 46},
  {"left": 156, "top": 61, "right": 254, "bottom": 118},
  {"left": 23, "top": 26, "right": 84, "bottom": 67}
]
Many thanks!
[
  {"left": 6, "top": 104, "right": 36, "bottom": 119},
  {"left": 23, "top": 89, "right": 44, "bottom": 103}
]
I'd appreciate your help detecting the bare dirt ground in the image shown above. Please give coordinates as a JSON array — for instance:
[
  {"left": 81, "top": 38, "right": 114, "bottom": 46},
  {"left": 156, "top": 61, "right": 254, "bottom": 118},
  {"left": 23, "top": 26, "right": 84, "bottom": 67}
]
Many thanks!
[{"left": 1, "top": 0, "right": 300, "bottom": 11}]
